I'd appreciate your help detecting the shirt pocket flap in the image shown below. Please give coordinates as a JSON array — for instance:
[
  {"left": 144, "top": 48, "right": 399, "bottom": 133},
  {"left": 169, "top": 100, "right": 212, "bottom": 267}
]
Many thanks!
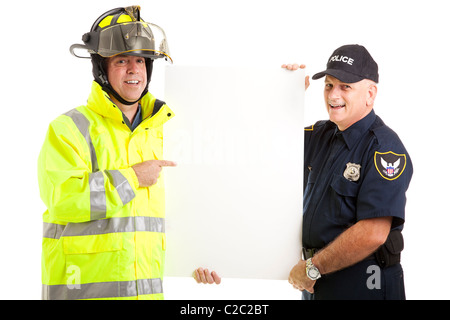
[
  {"left": 63, "top": 233, "right": 123, "bottom": 255},
  {"left": 331, "top": 174, "right": 359, "bottom": 197}
]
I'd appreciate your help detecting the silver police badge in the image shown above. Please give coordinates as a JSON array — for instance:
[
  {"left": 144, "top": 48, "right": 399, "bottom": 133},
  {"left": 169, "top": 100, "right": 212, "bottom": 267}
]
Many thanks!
[{"left": 343, "top": 163, "right": 361, "bottom": 182}]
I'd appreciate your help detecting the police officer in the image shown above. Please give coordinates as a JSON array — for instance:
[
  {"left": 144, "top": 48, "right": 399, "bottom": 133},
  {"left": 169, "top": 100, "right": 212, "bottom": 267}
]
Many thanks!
[{"left": 284, "top": 45, "right": 413, "bottom": 299}]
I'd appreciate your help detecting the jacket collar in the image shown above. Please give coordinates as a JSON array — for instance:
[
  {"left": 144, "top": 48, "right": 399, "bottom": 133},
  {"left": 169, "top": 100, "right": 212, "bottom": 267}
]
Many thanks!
[{"left": 86, "top": 81, "right": 174, "bottom": 128}]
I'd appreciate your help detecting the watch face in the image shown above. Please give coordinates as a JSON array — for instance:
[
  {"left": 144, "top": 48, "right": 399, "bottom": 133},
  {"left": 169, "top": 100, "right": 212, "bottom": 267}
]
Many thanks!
[{"left": 308, "top": 267, "right": 320, "bottom": 279}]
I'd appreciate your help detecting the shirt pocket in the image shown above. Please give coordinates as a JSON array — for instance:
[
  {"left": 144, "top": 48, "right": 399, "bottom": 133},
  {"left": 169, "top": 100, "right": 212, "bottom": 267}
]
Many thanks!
[{"left": 329, "top": 174, "right": 359, "bottom": 224}]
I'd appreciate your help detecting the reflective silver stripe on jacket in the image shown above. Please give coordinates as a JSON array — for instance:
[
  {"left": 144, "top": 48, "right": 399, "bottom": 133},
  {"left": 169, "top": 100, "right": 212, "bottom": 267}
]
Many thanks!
[
  {"left": 42, "top": 278, "right": 163, "bottom": 300},
  {"left": 43, "top": 216, "right": 165, "bottom": 239},
  {"left": 64, "top": 109, "right": 99, "bottom": 172},
  {"left": 105, "top": 170, "right": 135, "bottom": 206},
  {"left": 64, "top": 109, "right": 135, "bottom": 220},
  {"left": 89, "top": 171, "right": 106, "bottom": 220}
]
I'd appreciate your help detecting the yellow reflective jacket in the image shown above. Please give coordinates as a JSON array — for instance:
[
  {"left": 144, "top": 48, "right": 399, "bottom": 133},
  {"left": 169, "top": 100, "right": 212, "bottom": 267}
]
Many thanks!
[{"left": 39, "top": 82, "right": 174, "bottom": 300}]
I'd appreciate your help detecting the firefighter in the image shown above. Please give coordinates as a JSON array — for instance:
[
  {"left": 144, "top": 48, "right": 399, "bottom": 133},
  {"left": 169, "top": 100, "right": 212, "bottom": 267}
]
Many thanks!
[{"left": 39, "top": 5, "right": 219, "bottom": 300}]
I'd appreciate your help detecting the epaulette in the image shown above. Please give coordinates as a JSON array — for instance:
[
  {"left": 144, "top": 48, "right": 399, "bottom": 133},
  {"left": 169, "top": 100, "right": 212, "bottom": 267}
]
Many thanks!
[
  {"left": 371, "top": 121, "right": 402, "bottom": 149},
  {"left": 304, "top": 120, "right": 328, "bottom": 131}
]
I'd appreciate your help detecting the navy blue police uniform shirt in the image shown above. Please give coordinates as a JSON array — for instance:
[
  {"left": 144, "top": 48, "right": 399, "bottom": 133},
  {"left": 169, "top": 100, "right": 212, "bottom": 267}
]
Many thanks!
[{"left": 303, "top": 109, "right": 413, "bottom": 250}]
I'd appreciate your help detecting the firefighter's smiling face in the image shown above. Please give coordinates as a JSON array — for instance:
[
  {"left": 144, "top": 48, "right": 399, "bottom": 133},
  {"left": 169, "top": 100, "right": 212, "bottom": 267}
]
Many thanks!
[{"left": 107, "top": 55, "right": 147, "bottom": 104}]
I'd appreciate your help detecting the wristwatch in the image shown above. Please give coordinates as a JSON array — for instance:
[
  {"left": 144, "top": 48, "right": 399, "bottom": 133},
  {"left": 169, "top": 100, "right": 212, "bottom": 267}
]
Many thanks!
[{"left": 306, "top": 258, "right": 321, "bottom": 280}]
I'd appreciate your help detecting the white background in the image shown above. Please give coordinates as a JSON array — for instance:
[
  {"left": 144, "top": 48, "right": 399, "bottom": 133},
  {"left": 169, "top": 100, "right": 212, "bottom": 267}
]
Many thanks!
[{"left": 1, "top": 0, "right": 448, "bottom": 299}]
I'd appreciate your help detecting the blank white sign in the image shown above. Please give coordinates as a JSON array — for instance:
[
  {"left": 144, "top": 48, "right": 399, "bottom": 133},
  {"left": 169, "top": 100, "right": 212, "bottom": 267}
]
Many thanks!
[{"left": 163, "top": 65, "right": 304, "bottom": 280}]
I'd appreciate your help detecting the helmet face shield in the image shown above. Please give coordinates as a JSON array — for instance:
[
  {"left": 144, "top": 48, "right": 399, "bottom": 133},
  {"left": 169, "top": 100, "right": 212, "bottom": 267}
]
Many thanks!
[
  {"left": 70, "top": 20, "right": 172, "bottom": 63},
  {"left": 96, "top": 21, "right": 172, "bottom": 62}
]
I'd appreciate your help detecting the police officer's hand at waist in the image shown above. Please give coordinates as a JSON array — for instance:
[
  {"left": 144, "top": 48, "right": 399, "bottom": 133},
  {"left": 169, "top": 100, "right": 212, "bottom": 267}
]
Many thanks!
[
  {"left": 288, "top": 216, "right": 392, "bottom": 292},
  {"left": 289, "top": 260, "right": 316, "bottom": 293}
]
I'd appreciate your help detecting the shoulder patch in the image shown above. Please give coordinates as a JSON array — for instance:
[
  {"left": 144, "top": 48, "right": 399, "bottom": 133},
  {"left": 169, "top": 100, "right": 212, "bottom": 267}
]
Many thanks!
[
  {"left": 374, "top": 151, "right": 407, "bottom": 181},
  {"left": 304, "top": 124, "right": 314, "bottom": 131}
]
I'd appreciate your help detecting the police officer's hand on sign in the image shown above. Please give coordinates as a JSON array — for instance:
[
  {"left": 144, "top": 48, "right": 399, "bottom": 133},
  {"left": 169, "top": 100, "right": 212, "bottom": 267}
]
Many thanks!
[{"left": 281, "top": 63, "right": 310, "bottom": 90}]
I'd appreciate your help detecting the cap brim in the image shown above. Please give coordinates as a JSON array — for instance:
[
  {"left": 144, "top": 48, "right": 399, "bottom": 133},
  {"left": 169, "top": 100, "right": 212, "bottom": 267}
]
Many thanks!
[{"left": 312, "top": 69, "right": 365, "bottom": 83}]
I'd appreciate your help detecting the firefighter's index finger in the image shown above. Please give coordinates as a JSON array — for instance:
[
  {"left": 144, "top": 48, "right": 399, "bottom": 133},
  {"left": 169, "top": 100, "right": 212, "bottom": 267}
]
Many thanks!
[{"left": 157, "top": 160, "right": 177, "bottom": 167}]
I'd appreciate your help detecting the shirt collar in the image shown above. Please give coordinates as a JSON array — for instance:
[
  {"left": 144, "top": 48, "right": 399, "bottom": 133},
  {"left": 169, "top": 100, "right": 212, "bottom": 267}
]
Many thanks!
[
  {"left": 131, "top": 104, "right": 143, "bottom": 131},
  {"left": 120, "top": 104, "right": 143, "bottom": 131},
  {"left": 338, "top": 109, "right": 376, "bottom": 149}
]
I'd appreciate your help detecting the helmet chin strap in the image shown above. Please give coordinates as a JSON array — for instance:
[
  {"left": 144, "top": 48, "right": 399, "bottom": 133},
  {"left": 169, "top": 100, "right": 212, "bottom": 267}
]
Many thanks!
[{"left": 103, "top": 85, "right": 148, "bottom": 106}]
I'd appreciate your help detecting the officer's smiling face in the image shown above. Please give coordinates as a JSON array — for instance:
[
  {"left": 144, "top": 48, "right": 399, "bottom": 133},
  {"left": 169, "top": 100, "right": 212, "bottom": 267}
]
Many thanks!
[{"left": 324, "top": 75, "right": 377, "bottom": 131}]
